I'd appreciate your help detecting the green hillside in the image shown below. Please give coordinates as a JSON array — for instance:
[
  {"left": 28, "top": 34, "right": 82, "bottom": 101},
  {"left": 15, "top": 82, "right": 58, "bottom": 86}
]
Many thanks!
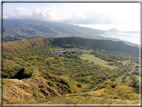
[
  {"left": 2, "top": 37, "right": 140, "bottom": 104},
  {"left": 51, "top": 37, "right": 139, "bottom": 55},
  {"left": 79, "top": 54, "right": 117, "bottom": 69}
]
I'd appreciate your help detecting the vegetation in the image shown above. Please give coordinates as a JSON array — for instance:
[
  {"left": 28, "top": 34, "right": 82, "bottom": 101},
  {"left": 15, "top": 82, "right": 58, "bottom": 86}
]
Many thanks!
[
  {"left": 3, "top": 19, "right": 105, "bottom": 39},
  {"left": 42, "top": 82, "right": 139, "bottom": 104},
  {"left": 2, "top": 37, "right": 140, "bottom": 104},
  {"left": 79, "top": 54, "right": 117, "bottom": 69},
  {"left": 51, "top": 37, "right": 139, "bottom": 55},
  {"left": 91, "top": 49, "right": 139, "bottom": 64}
]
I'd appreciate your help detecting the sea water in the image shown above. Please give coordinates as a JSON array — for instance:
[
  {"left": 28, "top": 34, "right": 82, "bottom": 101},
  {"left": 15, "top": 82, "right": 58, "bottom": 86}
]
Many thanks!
[{"left": 101, "top": 32, "right": 140, "bottom": 45}]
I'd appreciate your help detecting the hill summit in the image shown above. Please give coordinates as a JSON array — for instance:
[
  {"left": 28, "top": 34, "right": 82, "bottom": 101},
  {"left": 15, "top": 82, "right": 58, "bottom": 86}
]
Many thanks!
[{"left": 108, "top": 28, "right": 120, "bottom": 32}]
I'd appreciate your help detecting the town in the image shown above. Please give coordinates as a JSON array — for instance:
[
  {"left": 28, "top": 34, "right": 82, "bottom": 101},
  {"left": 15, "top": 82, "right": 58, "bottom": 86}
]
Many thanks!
[{"left": 2, "top": 35, "right": 27, "bottom": 43}]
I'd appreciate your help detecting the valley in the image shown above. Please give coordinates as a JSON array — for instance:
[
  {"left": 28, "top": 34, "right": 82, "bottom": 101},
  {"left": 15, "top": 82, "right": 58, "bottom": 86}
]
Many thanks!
[
  {"left": 2, "top": 2, "right": 141, "bottom": 106},
  {"left": 2, "top": 37, "right": 140, "bottom": 104}
]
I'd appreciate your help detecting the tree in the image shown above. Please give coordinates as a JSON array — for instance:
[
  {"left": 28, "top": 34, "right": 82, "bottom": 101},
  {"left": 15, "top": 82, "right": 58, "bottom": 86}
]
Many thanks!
[{"left": 111, "top": 77, "right": 116, "bottom": 81}]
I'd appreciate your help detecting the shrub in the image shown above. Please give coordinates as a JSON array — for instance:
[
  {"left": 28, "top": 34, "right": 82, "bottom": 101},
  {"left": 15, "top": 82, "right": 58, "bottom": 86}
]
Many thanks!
[
  {"left": 47, "top": 81, "right": 55, "bottom": 87},
  {"left": 77, "top": 83, "right": 82, "bottom": 88},
  {"left": 69, "top": 88, "right": 73, "bottom": 93},
  {"left": 121, "top": 79, "right": 125, "bottom": 83},
  {"left": 85, "top": 60, "right": 89, "bottom": 62},
  {"left": 60, "top": 78, "right": 70, "bottom": 88},
  {"left": 12, "top": 68, "right": 32, "bottom": 79},
  {"left": 91, "top": 62, "right": 95, "bottom": 64},
  {"left": 2, "top": 72, "right": 10, "bottom": 78},
  {"left": 27, "top": 63, "right": 31, "bottom": 67},
  {"left": 111, "top": 78, "right": 116, "bottom": 81}
]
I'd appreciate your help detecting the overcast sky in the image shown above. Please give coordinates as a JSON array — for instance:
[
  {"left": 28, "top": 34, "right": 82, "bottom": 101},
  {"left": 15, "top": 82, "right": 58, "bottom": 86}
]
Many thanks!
[{"left": 3, "top": 3, "right": 140, "bottom": 31}]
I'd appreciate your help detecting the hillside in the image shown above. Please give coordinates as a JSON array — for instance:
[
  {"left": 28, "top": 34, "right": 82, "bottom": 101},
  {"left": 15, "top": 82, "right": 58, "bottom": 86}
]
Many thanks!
[
  {"left": 3, "top": 19, "right": 105, "bottom": 37},
  {"left": 2, "top": 37, "right": 140, "bottom": 104},
  {"left": 3, "top": 69, "right": 82, "bottom": 104},
  {"left": 51, "top": 37, "right": 139, "bottom": 55},
  {"left": 44, "top": 82, "right": 139, "bottom": 104},
  {"left": 3, "top": 71, "right": 139, "bottom": 104},
  {"left": 3, "top": 37, "right": 139, "bottom": 55}
]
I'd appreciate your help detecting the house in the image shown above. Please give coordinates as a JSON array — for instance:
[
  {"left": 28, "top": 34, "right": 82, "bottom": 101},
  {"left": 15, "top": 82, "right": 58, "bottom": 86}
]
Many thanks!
[
  {"left": 53, "top": 49, "right": 61, "bottom": 51},
  {"left": 52, "top": 49, "right": 65, "bottom": 54},
  {"left": 77, "top": 50, "right": 83, "bottom": 53},
  {"left": 53, "top": 51, "right": 66, "bottom": 54},
  {"left": 52, "top": 48, "right": 83, "bottom": 55}
]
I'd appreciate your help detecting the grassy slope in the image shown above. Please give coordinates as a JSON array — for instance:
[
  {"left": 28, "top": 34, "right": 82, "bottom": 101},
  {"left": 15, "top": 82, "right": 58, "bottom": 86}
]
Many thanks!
[
  {"left": 3, "top": 38, "right": 50, "bottom": 53},
  {"left": 79, "top": 54, "right": 117, "bottom": 69},
  {"left": 2, "top": 38, "right": 140, "bottom": 104},
  {"left": 3, "top": 69, "right": 82, "bottom": 104},
  {"left": 43, "top": 82, "right": 139, "bottom": 104}
]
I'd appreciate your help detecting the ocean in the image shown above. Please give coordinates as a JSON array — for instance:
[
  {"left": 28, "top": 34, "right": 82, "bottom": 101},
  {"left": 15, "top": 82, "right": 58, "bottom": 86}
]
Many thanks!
[{"left": 101, "top": 32, "right": 140, "bottom": 45}]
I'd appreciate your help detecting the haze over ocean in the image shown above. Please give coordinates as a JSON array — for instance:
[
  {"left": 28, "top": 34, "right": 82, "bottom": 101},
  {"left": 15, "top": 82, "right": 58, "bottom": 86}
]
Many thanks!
[{"left": 101, "top": 32, "right": 140, "bottom": 45}]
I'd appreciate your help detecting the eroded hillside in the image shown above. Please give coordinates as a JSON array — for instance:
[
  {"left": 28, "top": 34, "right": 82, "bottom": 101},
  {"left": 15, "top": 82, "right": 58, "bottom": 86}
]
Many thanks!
[{"left": 3, "top": 69, "right": 81, "bottom": 104}]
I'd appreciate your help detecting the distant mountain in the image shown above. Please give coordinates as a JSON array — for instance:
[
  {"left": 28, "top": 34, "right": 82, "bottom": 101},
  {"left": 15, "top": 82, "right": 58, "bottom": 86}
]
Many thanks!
[
  {"left": 3, "top": 19, "right": 139, "bottom": 47},
  {"left": 107, "top": 28, "right": 140, "bottom": 34},
  {"left": 3, "top": 19, "right": 106, "bottom": 37},
  {"left": 108, "top": 28, "right": 120, "bottom": 32}
]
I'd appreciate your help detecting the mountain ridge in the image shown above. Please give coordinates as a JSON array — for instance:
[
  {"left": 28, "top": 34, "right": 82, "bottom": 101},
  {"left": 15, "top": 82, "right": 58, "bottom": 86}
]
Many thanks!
[
  {"left": 3, "top": 19, "right": 105, "bottom": 36},
  {"left": 3, "top": 19, "right": 139, "bottom": 47},
  {"left": 3, "top": 37, "right": 139, "bottom": 55}
]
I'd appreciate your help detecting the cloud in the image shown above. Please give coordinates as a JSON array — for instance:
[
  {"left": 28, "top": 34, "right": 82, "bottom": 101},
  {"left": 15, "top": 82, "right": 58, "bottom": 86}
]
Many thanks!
[
  {"left": 3, "top": 15, "right": 8, "bottom": 19},
  {"left": 4, "top": 7, "right": 32, "bottom": 19},
  {"left": 62, "top": 10, "right": 122, "bottom": 25},
  {"left": 71, "top": 11, "right": 86, "bottom": 19},
  {"left": 3, "top": 5, "right": 125, "bottom": 25},
  {"left": 3, "top": 6, "right": 69, "bottom": 21},
  {"left": 32, "top": 6, "right": 57, "bottom": 21},
  {"left": 57, "top": 13, "right": 71, "bottom": 21}
]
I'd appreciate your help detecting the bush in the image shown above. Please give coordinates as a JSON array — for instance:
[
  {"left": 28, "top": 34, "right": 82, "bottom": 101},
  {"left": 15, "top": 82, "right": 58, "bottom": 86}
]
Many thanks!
[
  {"left": 60, "top": 78, "right": 70, "bottom": 88},
  {"left": 69, "top": 88, "right": 73, "bottom": 93},
  {"left": 91, "top": 62, "right": 95, "bottom": 64},
  {"left": 77, "top": 83, "right": 82, "bottom": 88},
  {"left": 121, "top": 79, "right": 125, "bottom": 83},
  {"left": 12, "top": 68, "right": 32, "bottom": 79},
  {"left": 111, "top": 78, "right": 116, "bottom": 81},
  {"left": 2, "top": 72, "right": 10, "bottom": 78},
  {"left": 27, "top": 63, "right": 31, "bottom": 67},
  {"left": 85, "top": 60, "right": 89, "bottom": 62},
  {"left": 47, "top": 81, "right": 55, "bottom": 87},
  {"left": 132, "top": 71, "right": 139, "bottom": 75}
]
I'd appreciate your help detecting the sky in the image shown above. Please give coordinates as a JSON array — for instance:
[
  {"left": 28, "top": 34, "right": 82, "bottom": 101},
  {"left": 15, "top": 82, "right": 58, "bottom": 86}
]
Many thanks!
[{"left": 3, "top": 3, "right": 140, "bottom": 32}]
